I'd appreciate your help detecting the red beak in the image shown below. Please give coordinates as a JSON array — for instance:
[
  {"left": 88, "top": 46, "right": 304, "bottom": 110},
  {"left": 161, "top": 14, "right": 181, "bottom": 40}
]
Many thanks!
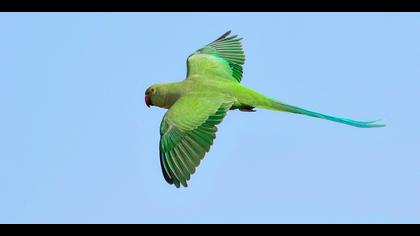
[{"left": 145, "top": 95, "right": 151, "bottom": 108}]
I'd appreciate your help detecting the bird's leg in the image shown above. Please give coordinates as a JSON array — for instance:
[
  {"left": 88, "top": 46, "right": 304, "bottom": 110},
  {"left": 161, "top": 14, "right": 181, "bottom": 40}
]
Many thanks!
[{"left": 239, "top": 105, "right": 256, "bottom": 112}]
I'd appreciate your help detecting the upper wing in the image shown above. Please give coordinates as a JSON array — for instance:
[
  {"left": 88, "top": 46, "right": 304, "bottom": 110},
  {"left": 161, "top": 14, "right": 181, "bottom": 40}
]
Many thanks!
[
  {"left": 186, "top": 31, "right": 246, "bottom": 83},
  {"left": 159, "top": 93, "right": 234, "bottom": 188}
]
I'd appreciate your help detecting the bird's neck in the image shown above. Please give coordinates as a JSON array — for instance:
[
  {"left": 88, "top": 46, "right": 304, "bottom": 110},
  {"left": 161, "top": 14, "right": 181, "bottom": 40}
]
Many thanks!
[{"left": 159, "top": 82, "right": 186, "bottom": 109}]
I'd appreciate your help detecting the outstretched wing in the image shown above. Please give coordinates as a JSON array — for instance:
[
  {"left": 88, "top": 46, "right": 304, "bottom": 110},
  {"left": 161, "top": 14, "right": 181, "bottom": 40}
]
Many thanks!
[
  {"left": 186, "top": 31, "right": 246, "bottom": 83},
  {"left": 159, "top": 93, "right": 234, "bottom": 188}
]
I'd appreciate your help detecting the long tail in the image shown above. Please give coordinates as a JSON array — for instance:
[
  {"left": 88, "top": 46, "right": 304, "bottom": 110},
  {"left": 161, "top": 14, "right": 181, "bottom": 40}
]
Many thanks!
[{"left": 266, "top": 99, "right": 385, "bottom": 128}]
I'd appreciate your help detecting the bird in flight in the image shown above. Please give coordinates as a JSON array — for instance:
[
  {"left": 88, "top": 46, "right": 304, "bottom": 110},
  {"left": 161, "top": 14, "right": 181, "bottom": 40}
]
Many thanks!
[{"left": 145, "top": 31, "right": 385, "bottom": 188}]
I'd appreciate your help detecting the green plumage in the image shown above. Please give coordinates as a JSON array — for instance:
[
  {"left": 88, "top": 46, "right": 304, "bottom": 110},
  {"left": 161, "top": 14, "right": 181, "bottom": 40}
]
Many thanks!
[
  {"left": 159, "top": 93, "right": 233, "bottom": 187},
  {"left": 187, "top": 30, "right": 245, "bottom": 83},
  {"left": 145, "top": 31, "right": 385, "bottom": 188}
]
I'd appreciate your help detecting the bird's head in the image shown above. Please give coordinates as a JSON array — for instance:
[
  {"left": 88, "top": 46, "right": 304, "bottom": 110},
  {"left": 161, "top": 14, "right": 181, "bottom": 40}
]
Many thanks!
[{"left": 145, "top": 84, "right": 168, "bottom": 108}]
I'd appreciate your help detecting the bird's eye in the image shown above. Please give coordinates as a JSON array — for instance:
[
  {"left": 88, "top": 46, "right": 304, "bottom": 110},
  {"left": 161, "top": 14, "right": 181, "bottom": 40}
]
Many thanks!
[{"left": 150, "top": 88, "right": 156, "bottom": 94}]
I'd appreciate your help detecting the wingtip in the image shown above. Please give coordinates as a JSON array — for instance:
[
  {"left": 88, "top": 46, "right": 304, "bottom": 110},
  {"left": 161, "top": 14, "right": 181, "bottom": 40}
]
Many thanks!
[{"left": 215, "top": 30, "right": 232, "bottom": 41}]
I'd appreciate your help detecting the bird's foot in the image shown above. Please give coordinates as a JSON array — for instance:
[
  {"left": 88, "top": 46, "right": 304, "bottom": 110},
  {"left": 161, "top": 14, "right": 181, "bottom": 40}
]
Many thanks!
[{"left": 239, "top": 106, "right": 256, "bottom": 112}]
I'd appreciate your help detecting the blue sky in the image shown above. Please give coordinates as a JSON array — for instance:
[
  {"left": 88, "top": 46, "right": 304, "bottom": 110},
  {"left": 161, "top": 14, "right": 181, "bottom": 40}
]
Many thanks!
[{"left": 0, "top": 13, "right": 419, "bottom": 223}]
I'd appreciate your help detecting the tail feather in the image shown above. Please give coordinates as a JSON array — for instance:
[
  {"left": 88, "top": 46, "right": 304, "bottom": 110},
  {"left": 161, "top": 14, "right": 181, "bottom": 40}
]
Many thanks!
[{"left": 270, "top": 100, "right": 385, "bottom": 128}]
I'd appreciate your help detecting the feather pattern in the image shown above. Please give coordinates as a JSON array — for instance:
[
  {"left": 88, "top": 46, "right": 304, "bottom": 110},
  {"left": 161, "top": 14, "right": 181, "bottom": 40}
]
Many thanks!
[
  {"left": 159, "top": 93, "right": 234, "bottom": 187},
  {"left": 187, "top": 30, "right": 246, "bottom": 83}
]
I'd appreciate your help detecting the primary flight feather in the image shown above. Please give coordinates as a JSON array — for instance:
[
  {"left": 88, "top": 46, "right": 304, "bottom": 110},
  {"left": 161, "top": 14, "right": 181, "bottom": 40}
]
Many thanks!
[{"left": 145, "top": 31, "right": 385, "bottom": 188}]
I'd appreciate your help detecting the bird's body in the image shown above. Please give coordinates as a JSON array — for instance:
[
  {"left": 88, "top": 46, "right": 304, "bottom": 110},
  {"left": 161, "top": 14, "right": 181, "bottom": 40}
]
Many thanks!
[
  {"left": 151, "top": 77, "right": 268, "bottom": 111},
  {"left": 145, "top": 31, "right": 385, "bottom": 188}
]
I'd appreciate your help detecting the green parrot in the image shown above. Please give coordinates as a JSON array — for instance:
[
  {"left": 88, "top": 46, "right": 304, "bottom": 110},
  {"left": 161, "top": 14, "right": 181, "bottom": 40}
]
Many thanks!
[{"left": 145, "top": 31, "right": 385, "bottom": 188}]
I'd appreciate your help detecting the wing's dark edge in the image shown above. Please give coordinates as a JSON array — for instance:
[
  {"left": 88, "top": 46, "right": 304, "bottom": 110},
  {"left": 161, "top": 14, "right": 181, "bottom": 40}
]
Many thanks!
[
  {"left": 159, "top": 144, "right": 173, "bottom": 185},
  {"left": 212, "top": 30, "right": 232, "bottom": 43}
]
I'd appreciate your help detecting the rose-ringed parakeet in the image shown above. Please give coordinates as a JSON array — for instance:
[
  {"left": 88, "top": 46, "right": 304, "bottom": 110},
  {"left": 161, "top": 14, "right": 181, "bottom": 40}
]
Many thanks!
[{"left": 145, "top": 31, "right": 385, "bottom": 188}]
